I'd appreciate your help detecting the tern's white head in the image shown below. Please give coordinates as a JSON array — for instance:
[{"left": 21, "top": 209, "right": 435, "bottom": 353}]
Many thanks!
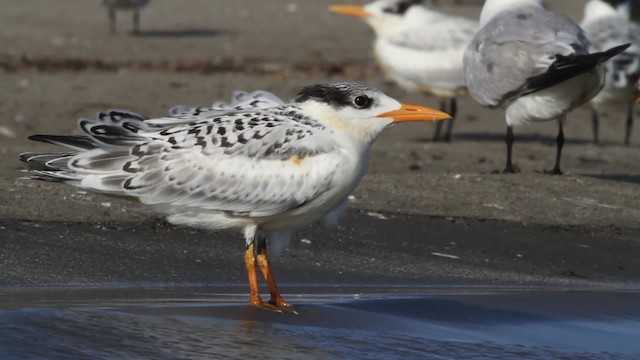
[
  {"left": 330, "top": 0, "right": 425, "bottom": 37},
  {"left": 294, "top": 82, "right": 450, "bottom": 143},
  {"left": 479, "top": 0, "right": 544, "bottom": 27}
]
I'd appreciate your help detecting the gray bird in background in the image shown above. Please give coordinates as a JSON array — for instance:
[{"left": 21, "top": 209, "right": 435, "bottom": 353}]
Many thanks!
[
  {"left": 603, "top": 0, "right": 640, "bottom": 21},
  {"left": 464, "top": 0, "right": 629, "bottom": 174}
]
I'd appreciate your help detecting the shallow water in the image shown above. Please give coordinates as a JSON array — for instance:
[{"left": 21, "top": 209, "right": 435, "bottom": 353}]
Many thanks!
[{"left": 1, "top": 286, "right": 639, "bottom": 359}]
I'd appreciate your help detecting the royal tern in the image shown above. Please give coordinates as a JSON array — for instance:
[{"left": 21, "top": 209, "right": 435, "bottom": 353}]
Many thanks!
[
  {"left": 330, "top": 0, "right": 477, "bottom": 142},
  {"left": 581, "top": 0, "right": 640, "bottom": 145},
  {"left": 102, "top": 0, "right": 150, "bottom": 34},
  {"left": 463, "top": 0, "right": 629, "bottom": 174},
  {"left": 20, "top": 82, "right": 450, "bottom": 313}
]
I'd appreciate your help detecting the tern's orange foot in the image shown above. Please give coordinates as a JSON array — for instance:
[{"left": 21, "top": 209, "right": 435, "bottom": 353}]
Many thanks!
[{"left": 250, "top": 299, "right": 298, "bottom": 315}]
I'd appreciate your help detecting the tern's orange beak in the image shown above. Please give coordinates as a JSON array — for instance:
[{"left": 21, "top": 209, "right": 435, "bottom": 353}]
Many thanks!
[
  {"left": 329, "top": 4, "right": 370, "bottom": 18},
  {"left": 377, "top": 102, "right": 452, "bottom": 123}
]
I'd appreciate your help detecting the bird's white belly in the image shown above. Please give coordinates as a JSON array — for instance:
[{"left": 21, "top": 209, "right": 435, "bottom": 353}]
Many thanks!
[
  {"left": 375, "top": 41, "right": 467, "bottom": 98},
  {"left": 505, "top": 68, "right": 605, "bottom": 127}
]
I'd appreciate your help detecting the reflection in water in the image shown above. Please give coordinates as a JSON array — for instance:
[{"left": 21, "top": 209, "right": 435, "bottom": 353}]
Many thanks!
[{"left": 1, "top": 289, "right": 639, "bottom": 359}]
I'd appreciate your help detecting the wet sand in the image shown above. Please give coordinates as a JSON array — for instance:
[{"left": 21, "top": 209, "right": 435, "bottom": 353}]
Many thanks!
[{"left": 0, "top": 0, "right": 639, "bottom": 357}]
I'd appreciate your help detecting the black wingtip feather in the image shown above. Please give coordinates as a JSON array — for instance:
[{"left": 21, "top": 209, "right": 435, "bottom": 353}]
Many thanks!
[
  {"left": 597, "top": 43, "right": 632, "bottom": 63},
  {"left": 520, "top": 43, "right": 632, "bottom": 97},
  {"left": 28, "top": 134, "right": 96, "bottom": 150}
]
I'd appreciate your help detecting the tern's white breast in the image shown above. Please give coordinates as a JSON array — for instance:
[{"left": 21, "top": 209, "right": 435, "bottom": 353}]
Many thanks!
[{"left": 259, "top": 143, "right": 371, "bottom": 231}]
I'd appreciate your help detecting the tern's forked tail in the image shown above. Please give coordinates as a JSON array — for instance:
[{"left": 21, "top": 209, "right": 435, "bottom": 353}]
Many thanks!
[{"left": 20, "top": 110, "right": 152, "bottom": 186}]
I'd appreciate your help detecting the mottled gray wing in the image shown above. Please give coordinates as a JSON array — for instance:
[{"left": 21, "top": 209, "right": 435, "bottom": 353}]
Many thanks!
[
  {"left": 167, "top": 90, "right": 286, "bottom": 120},
  {"left": 119, "top": 107, "right": 346, "bottom": 217},
  {"left": 464, "top": 6, "right": 589, "bottom": 108}
]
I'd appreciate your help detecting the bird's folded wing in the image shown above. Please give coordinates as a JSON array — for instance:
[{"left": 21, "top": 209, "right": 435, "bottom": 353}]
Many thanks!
[
  {"left": 112, "top": 111, "right": 345, "bottom": 218},
  {"left": 464, "top": 8, "right": 588, "bottom": 108},
  {"left": 387, "top": 12, "right": 477, "bottom": 52},
  {"left": 167, "top": 90, "right": 286, "bottom": 121}
]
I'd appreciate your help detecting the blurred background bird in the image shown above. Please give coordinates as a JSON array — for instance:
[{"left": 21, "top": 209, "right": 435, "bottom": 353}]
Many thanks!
[
  {"left": 102, "top": 0, "right": 150, "bottom": 34},
  {"left": 581, "top": 0, "right": 640, "bottom": 145},
  {"left": 603, "top": 0, "right": 640, "bottom": 21},
  {"left": 464, "top": 0, "right": 629, "bottom": 174},
  {"left": 330, "top": 0, "right": 477, "bottom": 142}
]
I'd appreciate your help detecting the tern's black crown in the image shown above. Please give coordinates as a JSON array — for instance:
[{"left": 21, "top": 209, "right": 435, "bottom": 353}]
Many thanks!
[{"left": 295, "top": 83, "right": 377, "bottom": 109}]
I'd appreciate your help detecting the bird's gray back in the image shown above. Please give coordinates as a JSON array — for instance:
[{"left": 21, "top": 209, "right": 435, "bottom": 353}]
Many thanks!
[{"left": 464, "top": 5, "right": 589, "bottom": 107}]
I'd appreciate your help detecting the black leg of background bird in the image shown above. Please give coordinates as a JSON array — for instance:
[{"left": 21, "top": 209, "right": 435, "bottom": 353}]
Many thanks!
[
  {"left": 133, "top": 8, "right": 140, "bottom": 34},
  {"left": 547, "top": 120, "right": 564, "bottom": 175},
  {"left": 108, "top": 6, "right": 116, "bottom": 34},
  {"left": 254, "top": 235, "right": 297, "bottom": 314},
  {"left": 432, "top": 99, "right": 447, "bottom": 141},
  {"left": 591, "top": 108, "right": 599, "bottom": 145},
  {"left": 625, "top": 103, "right": 633, "bottom": 146},
  {"left": 442, "top": 97, "right": 456, "bottom": 142},
  {"left": 503, "top": 126, "right": 516, "bottom": 173}
]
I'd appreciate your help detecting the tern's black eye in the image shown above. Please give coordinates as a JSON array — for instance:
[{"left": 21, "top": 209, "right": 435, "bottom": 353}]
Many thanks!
[{"left": 353, "top": 95, "right": 372, "bottom": 109}]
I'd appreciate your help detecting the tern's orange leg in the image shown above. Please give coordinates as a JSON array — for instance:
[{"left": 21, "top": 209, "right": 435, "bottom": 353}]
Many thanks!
[
  {"left": 243, "top": 242, "right": 298, "bottom": 314},
  {"left": 256, "top": 247, "right": 297, "bottom": 314},
  {"left": 243, "top": 243, "right": 262, "bottom": 307}
]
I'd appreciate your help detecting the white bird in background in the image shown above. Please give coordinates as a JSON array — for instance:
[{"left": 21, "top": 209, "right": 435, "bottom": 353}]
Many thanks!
[
  {"left": 603, "top": 0, "right": 640, "bottom": 21},
  {"left": 581, "top": 0, "right": 640, "bottom": 145},
  {"left": 102, "top": 0, "right": 150, "bottom": 34},
  {"left": 20, "top": 82, "right": 450, "bottom": 313},
  {"left": 463, "top": 0, "right": 629, "bottom": 174},
  {"left": 330, "top": 0, "right": 477, "bottom": 142}
]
